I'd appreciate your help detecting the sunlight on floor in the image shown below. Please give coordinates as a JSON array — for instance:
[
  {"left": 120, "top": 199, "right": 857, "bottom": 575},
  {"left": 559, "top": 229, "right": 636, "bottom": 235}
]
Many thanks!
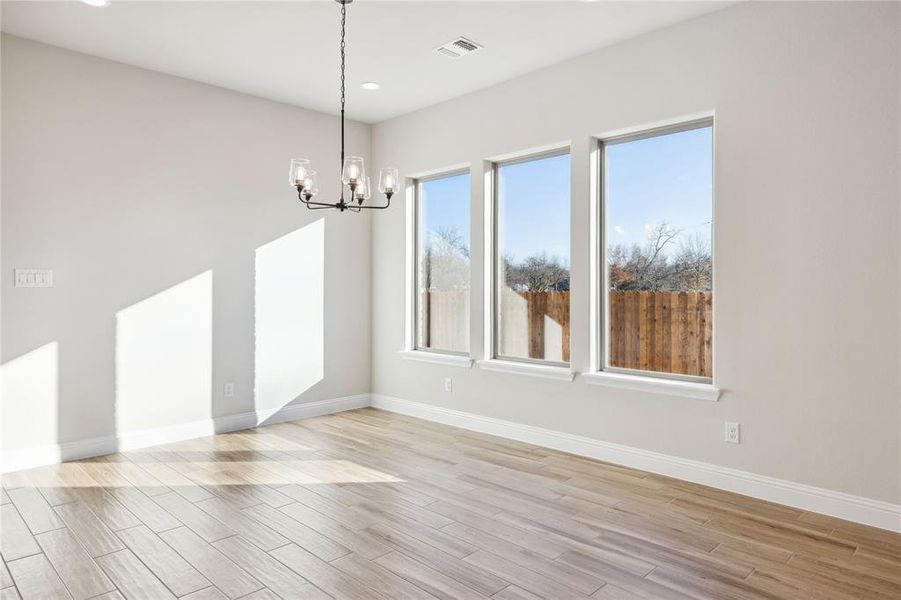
[{"left": 5, "top": 459, "right": 402, "bottom": 488}]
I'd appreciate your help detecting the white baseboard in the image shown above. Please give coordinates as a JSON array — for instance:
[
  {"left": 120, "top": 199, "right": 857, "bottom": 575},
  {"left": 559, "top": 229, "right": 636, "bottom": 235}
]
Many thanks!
[
  {"left": 0, "top": 394, "right": 370, "bottom": 474},
  {"left": 370, "top": 394, "right": 901, "bottom": 533}
]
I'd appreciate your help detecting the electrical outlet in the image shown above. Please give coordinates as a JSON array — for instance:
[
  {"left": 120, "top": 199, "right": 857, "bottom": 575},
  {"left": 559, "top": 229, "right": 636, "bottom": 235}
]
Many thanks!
[
  {"left": 444, "top": 377, "right": 454, "bottom": 393},
  {"left": 725, "top": 421, "right": 740, "bottom": 444},
  {"left": 224, "top": 382, "right": 235, "bottom": 398}
]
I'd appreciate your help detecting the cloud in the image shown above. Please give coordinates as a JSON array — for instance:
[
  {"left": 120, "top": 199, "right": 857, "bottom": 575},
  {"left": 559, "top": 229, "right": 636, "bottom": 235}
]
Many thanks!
[{"left": 613, "top": 225, "right": 624, "bottom": 235}]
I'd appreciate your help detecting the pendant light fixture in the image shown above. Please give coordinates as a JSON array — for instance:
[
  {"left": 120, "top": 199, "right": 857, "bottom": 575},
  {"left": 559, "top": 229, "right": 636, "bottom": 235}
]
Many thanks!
[{"left": 289, "top": 0, "right": 397, "bottom": 212}]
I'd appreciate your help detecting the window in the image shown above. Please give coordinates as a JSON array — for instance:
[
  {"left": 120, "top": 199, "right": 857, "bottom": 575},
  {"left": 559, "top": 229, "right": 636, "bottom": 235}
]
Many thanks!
[
  {"left": 494, "top": 151, "right": 571, "bottom": 365},
  {"left": 602, "top": 120, "right": 713, "bottom": 381},
  {"left": 415, "top": 171, "right": 471, "bottom": 354}
]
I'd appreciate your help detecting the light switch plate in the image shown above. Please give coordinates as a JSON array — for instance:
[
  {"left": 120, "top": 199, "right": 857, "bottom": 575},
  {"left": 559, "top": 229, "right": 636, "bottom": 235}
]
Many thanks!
[{"left": 14, "top": 269, "right": 53, "bottom": 288}]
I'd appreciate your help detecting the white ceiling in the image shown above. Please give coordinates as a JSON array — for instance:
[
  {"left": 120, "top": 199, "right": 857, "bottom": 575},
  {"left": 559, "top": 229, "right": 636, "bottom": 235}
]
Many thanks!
[{"left": 1, "top": 1, "right": 733, "bottom": 123}]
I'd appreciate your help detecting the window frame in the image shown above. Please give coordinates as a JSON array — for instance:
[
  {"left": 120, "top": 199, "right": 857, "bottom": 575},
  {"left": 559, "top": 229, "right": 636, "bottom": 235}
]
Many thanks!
[
  {"left": 412, "top": 168, "right": 472, "bottom": 357},
  {"left": 598, "top": 117, "right": 715, "bottom": 384},
  {"left": 491, "top": 147, "right": 572, "bottom": 367}
]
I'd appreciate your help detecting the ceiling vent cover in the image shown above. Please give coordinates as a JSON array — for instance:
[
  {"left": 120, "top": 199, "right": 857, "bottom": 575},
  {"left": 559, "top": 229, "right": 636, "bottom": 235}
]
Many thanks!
[{"left": 434, "top": 37, "right": 483, "bottom": 59}]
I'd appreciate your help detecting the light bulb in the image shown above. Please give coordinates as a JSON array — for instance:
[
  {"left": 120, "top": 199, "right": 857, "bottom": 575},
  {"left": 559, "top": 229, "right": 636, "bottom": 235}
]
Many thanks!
[
  {"left": 302, "top": 170, "right": 319, "bottom": 196},
  {"left": 342, "top": 156, "right": 365, "bottom": 186},
  {"left": 289, "top": 158, "right": 311, "bottom": 187},
  {"left": 379, "top": 167, "right": 399, "bottom": 195}
]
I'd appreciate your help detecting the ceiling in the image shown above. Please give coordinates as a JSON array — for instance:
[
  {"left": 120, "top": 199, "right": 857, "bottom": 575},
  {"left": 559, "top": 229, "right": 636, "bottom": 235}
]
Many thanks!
[{"left": 1, "top": 1, "right": 733, "bottom": 123}]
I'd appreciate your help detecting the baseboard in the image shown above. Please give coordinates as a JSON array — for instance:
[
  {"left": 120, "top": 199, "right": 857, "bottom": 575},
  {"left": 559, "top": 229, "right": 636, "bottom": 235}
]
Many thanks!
[
  {"left": 370, "top": 394, "right": 901, "bottom": 533},
  {"left": 0, "top": 394, "right": 370, "bottom": 474}
]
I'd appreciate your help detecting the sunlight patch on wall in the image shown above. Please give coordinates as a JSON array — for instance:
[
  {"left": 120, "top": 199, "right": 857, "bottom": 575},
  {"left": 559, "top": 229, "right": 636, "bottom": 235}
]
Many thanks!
[
  {"left": 254, "top": 219, "right": 325, "bottom": 415},
  {"left": 115, "top": 271, "right": 213, "bottom": 434},
  {"left": 1, "top": 342, "right": 59, "bottom": 454}
]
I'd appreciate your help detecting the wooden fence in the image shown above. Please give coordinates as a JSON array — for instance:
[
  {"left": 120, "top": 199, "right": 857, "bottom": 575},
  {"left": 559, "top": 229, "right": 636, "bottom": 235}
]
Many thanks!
[
  {"left": 510, "top": 291, "right": 570, "bottom": 363},
  {"left": 424, "top": 290, "right": 712, "bottom": 377},
  {"left": 609, "top": 290, "right": 712, "bottom": 377},
  {"left": 420, "top": 290, "right": 470, "bottom": 352}
]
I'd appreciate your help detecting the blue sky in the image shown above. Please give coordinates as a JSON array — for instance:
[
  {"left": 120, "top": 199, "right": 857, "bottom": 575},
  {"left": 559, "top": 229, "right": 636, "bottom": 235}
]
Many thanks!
[
  {"left": 606, "top": 126, "right": 713, "bottom": 254},
  {"left": 498, "top": 153, "right": 571, "bottom": 264},
  {"left": 419, "top": 172, "right": 471, "bottom": 251},
  {"left": 417, "top": 126, "right": 711, "bottom": 263}
]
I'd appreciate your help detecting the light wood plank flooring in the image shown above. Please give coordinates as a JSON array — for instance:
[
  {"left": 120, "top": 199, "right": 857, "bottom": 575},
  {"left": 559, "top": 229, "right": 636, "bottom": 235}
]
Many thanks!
[{"left": 2, "top": 408, "right": 900, "bottom": 599}]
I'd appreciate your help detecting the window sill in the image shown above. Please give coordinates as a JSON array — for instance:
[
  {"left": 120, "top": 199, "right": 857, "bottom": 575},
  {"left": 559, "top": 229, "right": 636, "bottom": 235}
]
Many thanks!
[
  {"left": 477, "top": 359, "right": 575, "bottom": 382},
  {"left": 399, "top": 350, "right": 474, "bottom": 368},
  {"left": 581, "top": 371, "right": 720, "bottom": 401}
]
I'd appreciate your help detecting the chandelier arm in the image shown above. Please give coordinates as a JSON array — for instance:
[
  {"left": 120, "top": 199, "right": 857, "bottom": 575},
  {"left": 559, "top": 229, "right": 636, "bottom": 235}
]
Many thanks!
[
  {"left": 356, "top": 198, "right": 391, "bottom": 210},
  {"left": 297, "top": 190, "right": 335, "bottom": 208},
  {"left": 299, "top": 196, "right": 341, "bottom": 208}
]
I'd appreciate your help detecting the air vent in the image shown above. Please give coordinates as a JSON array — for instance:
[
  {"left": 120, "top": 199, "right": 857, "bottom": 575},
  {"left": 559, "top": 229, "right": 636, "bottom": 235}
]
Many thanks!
[{"left": 434, "top": 36, "right": 483, "bottom": 59}]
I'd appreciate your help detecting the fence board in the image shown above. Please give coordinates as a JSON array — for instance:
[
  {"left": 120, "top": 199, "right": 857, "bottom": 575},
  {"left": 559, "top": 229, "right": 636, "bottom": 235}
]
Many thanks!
[{"left": 608, "top": 290, "right": 712, "bottom": 378}]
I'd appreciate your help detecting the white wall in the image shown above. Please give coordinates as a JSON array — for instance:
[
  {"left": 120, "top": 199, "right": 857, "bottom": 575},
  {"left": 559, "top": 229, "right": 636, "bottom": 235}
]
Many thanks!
[
  {"left": 372, "top": 2, "right": 901, "bottom": 505},
  {"left": 1, "top": 36, "right": 372, "bottom": 456}
]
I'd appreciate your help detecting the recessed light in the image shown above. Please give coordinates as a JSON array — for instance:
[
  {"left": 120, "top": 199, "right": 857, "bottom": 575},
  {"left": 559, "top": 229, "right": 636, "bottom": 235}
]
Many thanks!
[
  {"left": 80, "top": 0, "right": 111, "bottom": 6},
  {"left": 361, "top": 82, "right": 380, "bottom": 91}
]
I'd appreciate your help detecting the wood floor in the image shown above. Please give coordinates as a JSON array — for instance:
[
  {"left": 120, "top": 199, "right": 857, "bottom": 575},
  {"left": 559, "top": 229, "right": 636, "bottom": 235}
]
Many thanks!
[{"left": 1, "top": 409, "right": 900, "bottom": 600}]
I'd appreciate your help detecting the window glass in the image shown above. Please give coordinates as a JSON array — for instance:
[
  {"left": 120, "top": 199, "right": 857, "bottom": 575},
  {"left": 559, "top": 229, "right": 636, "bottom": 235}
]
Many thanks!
[
  {"left": 604, "top": 123, "right": 713, "bottom": 379},
  {"left": 416, "top": 172, "right": 471, "bottom": 353},
  {"left": 496, "top": 152, "right": 571, "bottom": 364}
]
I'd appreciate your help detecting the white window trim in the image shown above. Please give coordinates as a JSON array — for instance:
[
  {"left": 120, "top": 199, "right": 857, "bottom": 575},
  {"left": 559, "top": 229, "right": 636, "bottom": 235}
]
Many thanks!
[
  {"left": 477, "top": 359, "right": 575, "bottom": 382},
  {"left": 581, "top": 370, "right": 720, "bottom": 401},
  {"left": 400, "top": 350, "right": 474, "bottom": 368}
]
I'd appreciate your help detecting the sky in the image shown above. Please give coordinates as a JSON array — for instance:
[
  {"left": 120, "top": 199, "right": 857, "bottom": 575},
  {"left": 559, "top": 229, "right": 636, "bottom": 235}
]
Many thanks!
[
  {"left": 419, "top": 172, "right": 471, "bottom": 251},
  {"left": 498, "top": 153, "right": 571, "bottom": 264},
  {"left": 606, "top": 125, "right": 713, "bottom": 254},
  {"left": 417, "top": 125, "right": 712, "bottom": 265}
]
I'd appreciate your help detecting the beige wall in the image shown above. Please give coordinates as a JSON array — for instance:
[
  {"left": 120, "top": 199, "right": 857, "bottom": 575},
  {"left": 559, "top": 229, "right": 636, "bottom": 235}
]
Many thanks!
[
  {"left": 1, "top": 36, "right": 372, "bottom": 453},
  {"left": 371, "top": 2, "right": 901, "bottom": 504}
]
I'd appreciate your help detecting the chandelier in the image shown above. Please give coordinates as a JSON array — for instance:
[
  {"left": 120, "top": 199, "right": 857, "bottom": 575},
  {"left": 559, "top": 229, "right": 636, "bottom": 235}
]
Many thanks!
[{"left": 289, "top": 0, "right": 397, "bottom": 212}]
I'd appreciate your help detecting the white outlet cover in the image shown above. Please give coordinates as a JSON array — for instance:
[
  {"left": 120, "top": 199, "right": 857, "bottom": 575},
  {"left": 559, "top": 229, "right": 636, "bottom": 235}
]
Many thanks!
[
  {"left": 224, "top": 383, "right": 235, "bottom": 397},
  {"left": 444, "top": 377, "right": 454, "bottom": 393},
  {"left": 725, "top": 421, "right": 740, "bottom": 444}
]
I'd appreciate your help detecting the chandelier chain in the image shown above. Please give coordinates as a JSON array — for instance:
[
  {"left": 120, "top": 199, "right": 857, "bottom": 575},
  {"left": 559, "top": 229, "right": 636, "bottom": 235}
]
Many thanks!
[{"left": 340, "top": 1, "right": 346, "bottom": 113}]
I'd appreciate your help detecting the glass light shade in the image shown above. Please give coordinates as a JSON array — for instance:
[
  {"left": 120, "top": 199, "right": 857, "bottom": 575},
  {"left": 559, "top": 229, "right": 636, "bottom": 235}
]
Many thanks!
[
  {"left": 355, "top": 176, "right": 372, "bottom": 201},
  {"left": 289, "top": 158, "right": 311, "bottom": 186},
  {"left": 301, "top": 170, "right": 319, "bottom": 196},
  {"left": 378, "top": 167, "right": 399, "bottom": 194},
  {"left": 341, "top": 156, "right": 365, "bottom": 186}
]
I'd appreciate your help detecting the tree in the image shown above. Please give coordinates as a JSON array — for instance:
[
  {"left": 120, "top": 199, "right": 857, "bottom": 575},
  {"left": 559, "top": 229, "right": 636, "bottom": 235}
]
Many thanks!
[
  {"left": 509, "top": 253, "right": 570, "bottom": 291},
  {"left": 607, "top": 221, "right": 711, "bottom": 292},
  {"left": 672, "top": 233, "right": 712, "bottom": 292},
  {"left": 422, "top": 227, "right": 470, "bottom": 291}
]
